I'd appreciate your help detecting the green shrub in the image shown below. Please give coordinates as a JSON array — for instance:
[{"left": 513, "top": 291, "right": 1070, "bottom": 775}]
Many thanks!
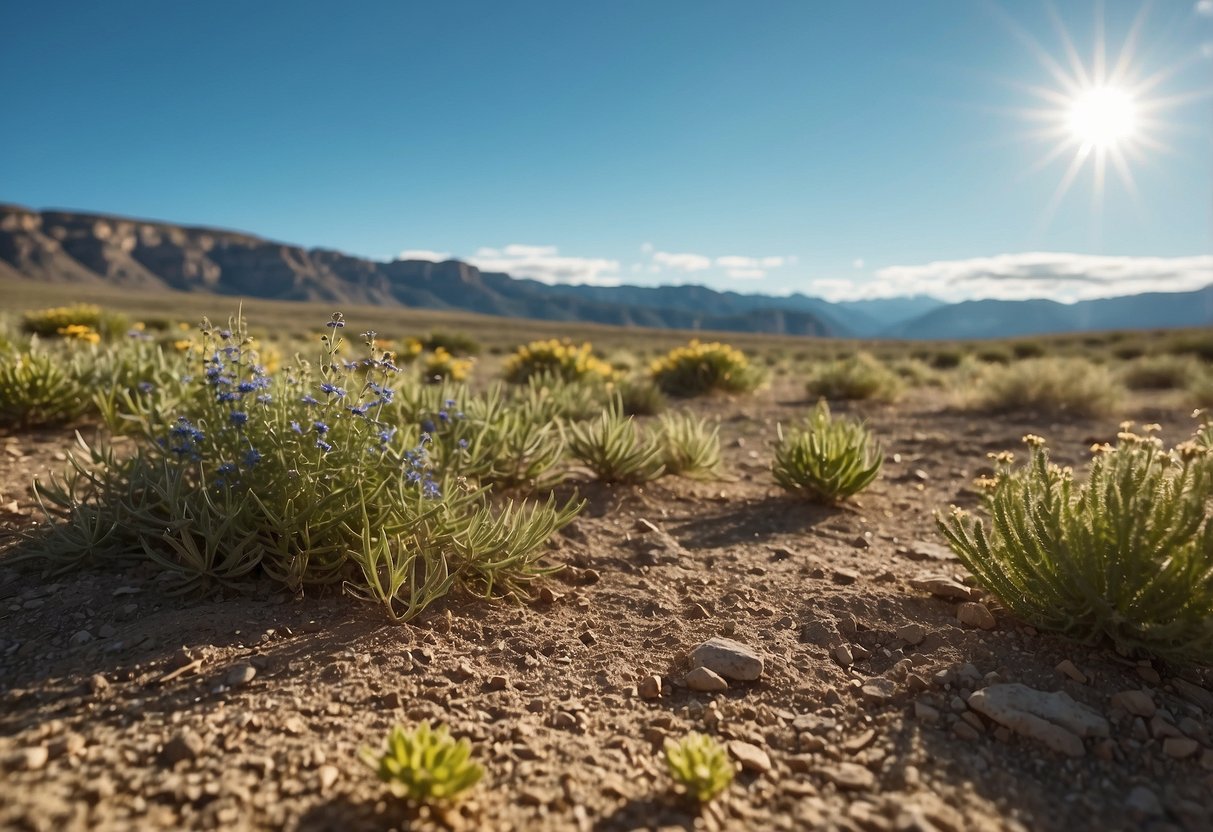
[
  {"left": 0, "top": 351, "right": 93, "bottom": 428},
  {"left": 772, "top": 401, "right": 882, "bottom": 503},
  {"left": 939, "top": 428, "right": 1213, "bottom": 664},
  {"left": 975, "top": 347, "right": 1012, "bottom": 364},
  {"left": 567, "top": 397, "right": 664, "bottom": 483},
  {"left": 664, "top": 733, "right": 734, "bottom": 803},
  {"left": 805, "top": 352, "right": 902, "bottom": 402},
  {"left": 420, "top": 348, "right": 473, "bottom": 384},
  {"left": 649, "top": 340, "right": 765, "bottom": 398},
  {"left": 519, "top": 372, "right": 610, "bottom": 422},
  {"left": 1120, "top": 354, "right": 1201, "bottom": 391},
  {"left": 657, "top": 411, "right": 723, "bottom": 480},
  {"left": 421, "top": 330, "right": 481, "bottom": 357},
  {"left": 21, "top": 304, "right": 128, "bottom": 341},
  {"left": 502, "top": 339, "right": 615, "bottom": 384},
  {"left": 1164, "top": 333, "right": 1213, "bottom": 362},
  {"left": 1011, "top": 341, "right": 1046, "bottom": 359},
  {"left": 928, "top": 349, "right": 964, "bottom": 370},
  {"left": 360, "top": 722, "right": 483, "bottom": 803},
  {"left": 889, "top": 358, "right": 945, "bottom": 388},
  {"left": 28, "top": 314, "right": 580, "bottom": 621},
  {"left": 1187, "top": 372, "right": 1213, "bottom": 409},
  {"left": 618, "top": 377, "right": 667, "bottom": 416},
  {"left": 966, "top": 357, "right": 1124, "bottom": 416}
]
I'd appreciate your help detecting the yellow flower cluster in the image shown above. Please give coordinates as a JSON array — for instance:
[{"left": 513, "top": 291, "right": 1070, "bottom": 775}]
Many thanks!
[
  {"left": 22, "top": 304, "right": 104, "bottom": 337},
  {"left": 648, "top": 339, "right": 749, "bottom": 377},
  {"left": 56, "top": 324, "right": 101, "bottom": 344},
  {"left": 423, "top": 348, "right": 474, "bottom": 384},
  {"left": 503, "top": 339, "right": 615, "bottom": 383}
]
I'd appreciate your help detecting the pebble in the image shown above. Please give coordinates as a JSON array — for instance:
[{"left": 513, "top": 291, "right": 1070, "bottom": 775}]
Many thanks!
[
  {"left": 956, "top": 602, "right": 996, "bottom": 630},
  {"left": 159, "top": 729, "right": 203, "bottom": 766},
  {"left": 226, "top": 664, "right": 257, "bottom": 688},
  {"left": 728, "top": 740, "right": 772, "bottom": 774},
  {"left": 689, "top": 636, "right": 764, "bottom": 681},
  {"left": 832, "top": 644, "right": 854, "bottom": 667},
  {"left": 1055, "top": 660, "right": 1088, "bottom": 684},
  {"left": 69, "top": 630, "right": 93, "bottom": 646},
  {"left": 88, "top": 673, "right": 110, "bottom": 694},
  {"left": 817, "top": 762, "right": 875, "bottom": 791},
  {"left": 896, "top": 623, "right": 926, "bottom": 646},
  {"left": 1125, "top": 785, "right": 1162, "bottom": 816},
  {"left": 487, "top": 675, "right": 510, "bottom": 691},
  {"left": 968, "top": 683, "right": 1109, "bottom": 758},
  {"left": 860, "top": 678, "right": 897, "bottom": 704},
  {"left": 953, "top": 721, "right": 981, "bottom": 741},
  {"left": 318, "top": 764, "right": 339, "bottom": 790},
  {"left": 913, "top": 701, "right": 940, "bottom": 723},
  {"left": 1111, "top": 690, "right": 1156, "bottom": 718},
  {"left": 11, "top": 746, "right": 49, "bottom": 771},
  {"left": 638, "top": 675, "right": 662, "bottom": 700},
  {"left": 908, "top": 574, "right": 976, "bottom": 601},
  {"left": 832, "top": 568, "right": 860, "bottom": 585},
  {"left": 685, "top": 666, "right": 729, "bottom": 693},
  {"left": 1162, "top": 737, "right": 1199, "bottom": 759}
]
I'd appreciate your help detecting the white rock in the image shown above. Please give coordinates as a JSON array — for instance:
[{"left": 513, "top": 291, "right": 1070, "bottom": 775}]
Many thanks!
[
  {"left": 967, "top": 683, "right": 1109, "bottom": 758},
  {"left": 689, "top": 636, "right": 764, "bottom": 681},
  {"left": 727, "top": 740, "right": 771, "bottom": 773}
]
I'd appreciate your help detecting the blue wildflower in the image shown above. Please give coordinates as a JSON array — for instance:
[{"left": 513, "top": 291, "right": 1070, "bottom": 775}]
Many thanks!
[
  {"left": 320, "top": 382, "right": 347, "bottom": 398},
  {"left": 217, "top": 463, "right": 237, "bottom": 476},
  {"left": 458, "top": 438, "right": 469, "bottom": 449},
  {"left": 301, "top": 394, "right": 319, "bottom": 406},
  {"left": 138, "top": 381, "right": 155, "bottom": 394},
  {"left": 290, "top": 421, "right": 302, "bottom": 434},
  {"left": 313, "top": 421, "right": 329, "bottom": 435},
  {"left": 244, "top": 448, "right": 262, "bottom": 467},
  {"left": 316, "top": 439, "right": 333, "bottom": 452},
  {"left": 230, "top": 411, "right": 249, "bottom": 427},
  {"left": 256, "top": 394, "right": 272, "bottom": 404}
]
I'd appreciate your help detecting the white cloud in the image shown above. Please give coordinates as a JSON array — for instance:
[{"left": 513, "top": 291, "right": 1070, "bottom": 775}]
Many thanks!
[
  {"left": 640, "top": 242, "right": 654, "bottom": 253},
  {"left": 1203, "top": 41, "right": 1213, "bottom": 58},
  {"left": 726, "top": 268, "right": 766, "bottom": 280},
  {"left": 652, "top": 251, "right": 713, "bottom": 272},
  {"left": 809, "top": 252, "right": 1213, "bottom": 303},
  {"left": 398, "top": 249, "right": 451, "bottom": 262},
  {"left": 466, "top": 244, "right": 620, "bottom": 286},
  {"left": 852, "top": 258, "right": 865, "bottom": 269},
  {"left": 715, "top": 254, "right": 787, "bottom": 270},
  {"left": 1197, "top": 0, "right": 1213, "bottom": 16}
]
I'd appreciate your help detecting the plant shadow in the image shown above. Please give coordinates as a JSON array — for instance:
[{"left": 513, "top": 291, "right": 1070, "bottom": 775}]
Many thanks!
[{"left": 666, "top": 495, "right": 841, "bottom": 550}]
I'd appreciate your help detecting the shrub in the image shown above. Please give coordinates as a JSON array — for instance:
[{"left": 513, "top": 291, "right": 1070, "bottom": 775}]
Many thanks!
[
  {"left": 805, "top": 352, "right": 902, "bottom": 402},
  {"left": 649, "top": 340, "right": 765, "bottom": 398},
  {"left": 502, "top": 339, "right": 615, "bottom": 385},
  {"left": 28, "top": 314, "right": 580, "bottom": 621},
  {"left": 518, "top": 372, "right": 610, "bottom": 422},
  {"left": 889, "top": 358, "right": 945, "bottom": 389},
  {"left": 618, "top": 377, "right": 667, "bottom": 416},
  {"left": 657, "top": 411, "right": 723, "bottom": 480},
  {"left": 422, "top": 330, "right": 481, "bottom": 357},
  {"left": 360, "top": 722, "right": 483, "bottom": 803},
  {"left": 1120, "top": 354, "right": 1201, "bottom": 391},
  {"left": 1011, "top": 341, "right": 1046, "bottom": 359},
  {"left": 567, "top": 397, "right": 664, "bottom": 483},
  {"left": 938, "top": 428, "right": 1213, "bottom": 665},
  {"left": 966, "top": 357, "right": 1124, "bottom": 416},
  {"left": 928, "top": 349, "right": 964, "bottom": 370},
  {"left": 21, "top": 304, "right": 128, "bottom": 341},
  {"left": 421, "top": 347, "right": 473, "bottom": 384},
  {"left": 772, "top": 401, "right": 882, "bottom": 503},
  {"left": 1164, "top": 333, "right": 1213, "bottom": 362},
  {"left": 1191, "top": 373, "right": 1213, "bottom": 409},
  {"left": 0, "top": 351, "right": 92, "bottom": 428},
  {"left": 665, "top": 733, "right": 733, "bottom": 803}
]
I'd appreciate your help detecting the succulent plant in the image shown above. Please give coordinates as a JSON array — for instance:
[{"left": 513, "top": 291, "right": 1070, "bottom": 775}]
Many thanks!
[
  {"left": 664, "top": 732, "right": 734, "bottom": 803},
  {"left": 360, "top": 722, "right": 484, "bottom": 803}
]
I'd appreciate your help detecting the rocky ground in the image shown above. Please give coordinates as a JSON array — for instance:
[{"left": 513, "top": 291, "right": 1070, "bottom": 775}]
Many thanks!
[{"left": 1, "top": 382, "right": 1211, "bottom": 832}]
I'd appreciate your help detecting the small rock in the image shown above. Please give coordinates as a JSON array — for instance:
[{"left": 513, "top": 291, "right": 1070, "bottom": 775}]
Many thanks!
[
  {"left": 1111, "top": 690, "right": 1156, "bottom": 718},
  {"left": 685, "top": 666, "right": 728, "bottom": 692},
  {"left": 914, "top": 701, "right": 940, "bottom": 723},
  {"left": 160, "top": 730, "right": 203, "bottom": 766},
  {"left": 88, "top": 673, "right": 110, "bottom": 694},
  {"left": 69, "top": 630, "right": 93, "bottom": 646},
  {"left": 832, "top": 644, "right": 854, "bottom": 667},
  {"left": 487, "top": 675, "right": 510, "bottom": 691},
  {"left": 1171, "top": 679, "right": 1213, "bottom": 714},
  {"left": 318, "top": 765, "right": 339, "bottom": 790},
  {"left": 953, "top": 721, "right": 981, "bottom": 741},
  {"left": 10, "top": 746, "right": 49, "bottom": 771},
  {"left": 1055, "top": 660, "right": 1088, "bottom": 684},
  {"left": 896, "top": 623, "right": 926, "bottom": 646},
  {"left": 1136, "top": 665, "right": 1161, "bottom": 685},
  {"left": 956, "top": 602, "right": 996, "bottom": 630},
  {"left": 832, "top": 568, "right": 860, "bottom": 585},
  {"left": 968, "top": 683, "right": 1109, "bottom": 758},
  {"left": 909, "top": 574, "right": 977, "bottom": 601},
  {"left": 552, "top": 711, "right": 579, "bottom": 731},
  {"left": 860, "top": 678, "right": 897, "bottom": 704},
  {"left": 689, "top": 636, "right": 764, "bottom": 681},
  {"left": 817, "top": 762, "right": 875, "bottom": 791},
  {"left": 1163, "top": 737, "right": 1199, "bottom": 759},
  {"left": 226, "top": 664, "right": 257, "bottom": 688},
  {"left": 728, "top": 740, "right": 771, "bottom": 773},
  {"left": 638, "top": 675, "right": 662, "bottom": 700},
  {"left": 48, "top": 733, "right": 86, "bottom": 760},
  {"left": 1125, "top": 786, "right": 1162, "bottom": 817}
]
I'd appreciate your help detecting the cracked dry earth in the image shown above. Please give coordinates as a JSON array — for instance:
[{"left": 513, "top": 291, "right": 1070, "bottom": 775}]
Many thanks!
[{"left": 1, "top": 383, "right": 1212, "bottom": 832}]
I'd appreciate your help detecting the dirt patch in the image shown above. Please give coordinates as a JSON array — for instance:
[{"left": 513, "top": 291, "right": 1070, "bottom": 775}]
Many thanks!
[{"left": 1, "top": 383, "right": 1210, "bottom": 831}]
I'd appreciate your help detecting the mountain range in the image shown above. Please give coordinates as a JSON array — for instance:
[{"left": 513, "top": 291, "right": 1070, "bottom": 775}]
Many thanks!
[{"left": 2, "top": 204, "right": 1210, "bottom": 340}]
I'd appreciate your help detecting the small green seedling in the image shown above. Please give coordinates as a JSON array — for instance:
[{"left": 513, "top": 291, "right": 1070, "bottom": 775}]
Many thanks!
[
  {"left": 360, "top": 722, "right": 484, "bottom": 803},
  {"left": 664, "top": 732, "right": 734, "bottom": 803}
]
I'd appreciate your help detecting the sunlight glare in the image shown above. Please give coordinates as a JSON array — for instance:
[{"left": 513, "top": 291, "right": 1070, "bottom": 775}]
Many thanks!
[{"left": 1067, "top": 86, "right": 1137, "bottom": 148}]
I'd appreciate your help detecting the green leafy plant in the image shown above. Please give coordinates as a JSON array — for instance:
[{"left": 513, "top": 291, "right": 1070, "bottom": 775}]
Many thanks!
[
  {"left": 772, "top": 401, "right": 882, "bottom": 503},
  {"left": 805, "top": 352, "right": 903, "bottom": 402},
  {"left": 649, "top": 339, "right": 765, "bottom": 398},
  {"left": 938, "top": 426, "right": 1213, "bottom": 665},
  {"left": 657, "top": 411, "right": 723, "bottom": 479},
  {"left": 360, "top": 722, "right": 483, "bottom": 803},
  {"left": 26, "top": 313, "right": 581, "bottom": 622},
  {"left": 618, "top": 377, "right": 667, "bottom": 416},
  {"left": 20, "top": 304, "right": 129, "bottom": 341},
  {"left": 1120, "top": 354, "right": 1201, "bottom": 391},
  {"left": 567, "top": 397, "right": 664, "bottom": 483},
  {"left": 965, "top": 357, "right": 1124, "bottom": 416},
  {"left": 0, "top": 350, "right": 93, "bottom": 428},
  {"left": 664, "top": 733, "right": 734, "bottom": 803}
]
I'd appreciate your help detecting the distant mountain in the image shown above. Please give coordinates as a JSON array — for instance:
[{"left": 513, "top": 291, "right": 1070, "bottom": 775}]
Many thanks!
[{"left": 1, "top": 204, "right": 1209, "bottom": 340}]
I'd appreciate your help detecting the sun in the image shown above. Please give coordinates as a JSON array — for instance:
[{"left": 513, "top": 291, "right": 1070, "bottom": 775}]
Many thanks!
[{"left": 1067, "top": 85, "right": 1137, "bottom": 149}]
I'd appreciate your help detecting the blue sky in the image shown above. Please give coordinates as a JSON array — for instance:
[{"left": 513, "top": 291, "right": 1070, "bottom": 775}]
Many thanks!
[{"left": 2, "top": 0, "right": 1211, "bottom": 301}]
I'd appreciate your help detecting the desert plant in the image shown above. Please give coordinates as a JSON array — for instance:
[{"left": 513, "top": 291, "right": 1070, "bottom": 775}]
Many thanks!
[
  {"left": 422, "top": 330, "right": 481, "bottom": 357},
  {"left": 421, "top": 347, "right": 473, "bottom": 384},
  {"left": 518, "top": 372, "right": 610, "bottom": 422},
  {"left": 567, "top": 397, "right": 664, "bottom": 483},
  {"left": 938, "top": 428, "right": 1213, "bottom": 664},
  {"left": 805, "top": 352, "right": 902, "bottom": 402},
  {"left": 966, "top": 357, "right": 1124, "bottom": 416},
  {"left": 772, "top": 401, "right": 882, "bottom": 503},
  {"left": 360, "top": 722, "right": 483, "bottom": 803},
  {"left": 618, "top": 377, "right": 667, "bottom": 416},
  {"left": 664, "top": 733, "right": 734, "bottom": 803},
  {"left": 21, "top": 304, "right": 128, "bottom": 341},
  {"left": 649, "top": 340, "right": 765, "bottom": 398},
  {"left": 503, "top": 339, "right": 615, "bottom": 384},
  {"left": 27, "top": 314, "right": 581, "bottom": 621},
  {"left": 0, "top": 350, "right": 93, "bottom": 428},
  {"left": 1187, "top": 371, "right": 1213, "bottom": 409},
  {"left": 657, "top": 411, "right": 723, "bottom": 479},
  {"left": 1120, "top": 354, "right": 1201, "bottom": 391}
]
